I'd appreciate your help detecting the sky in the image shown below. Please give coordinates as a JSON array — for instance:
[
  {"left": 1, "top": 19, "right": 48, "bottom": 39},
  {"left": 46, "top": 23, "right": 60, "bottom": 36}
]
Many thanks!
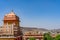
[{"left": 0, "top": 0, "right": 60, "bottom": 29}]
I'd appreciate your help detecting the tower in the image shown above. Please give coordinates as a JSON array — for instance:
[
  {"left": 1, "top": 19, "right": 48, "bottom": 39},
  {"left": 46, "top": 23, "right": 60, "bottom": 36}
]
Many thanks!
[
  {"left": 3, "top": 11, "right": 21, "bottom": 36},
  {"left": 4, "top": 11, "right": 20, "bottom": 27}
]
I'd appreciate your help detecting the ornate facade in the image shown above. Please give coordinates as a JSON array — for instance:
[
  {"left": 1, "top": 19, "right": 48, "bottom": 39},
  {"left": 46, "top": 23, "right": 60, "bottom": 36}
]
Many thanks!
[{"left": 0, "top": 11, "right": 22, "bottom": 40}]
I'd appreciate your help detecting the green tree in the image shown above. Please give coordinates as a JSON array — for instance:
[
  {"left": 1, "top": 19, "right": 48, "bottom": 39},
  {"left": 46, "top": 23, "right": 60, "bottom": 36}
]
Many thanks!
[
  {"left": 55, "top": 34, "right": 60, "bottom": 40},
  {"left": 44, "top": 33, "right": 53, "bottom": 40},
  {"left": 29, "top": 37, "right": 36, "bottom": 40}
]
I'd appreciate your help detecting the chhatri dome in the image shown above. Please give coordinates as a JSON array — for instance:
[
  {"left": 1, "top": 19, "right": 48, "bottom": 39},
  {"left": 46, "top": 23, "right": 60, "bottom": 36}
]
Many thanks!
[
  {"left": 4, "top": 11, "right": 19, "bottom": 21},
  {"left": 5, "top": 10, "right": 16, "bottom": 17}
]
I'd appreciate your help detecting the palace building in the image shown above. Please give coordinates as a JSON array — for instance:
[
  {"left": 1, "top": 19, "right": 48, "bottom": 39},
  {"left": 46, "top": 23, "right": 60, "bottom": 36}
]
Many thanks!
[
  {"left": 0, "top": 11, "right": 57, "bottom": 40},
  {"left": 0, "top": 11, "right": 22, "bottom": 40}
]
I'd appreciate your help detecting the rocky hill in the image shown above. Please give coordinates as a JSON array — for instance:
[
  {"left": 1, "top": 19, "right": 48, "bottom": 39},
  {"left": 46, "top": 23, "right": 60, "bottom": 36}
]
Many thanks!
[
  {"left": 20, "top": 27, "right": 60, "bottom": 34},
  {"left": 20, "top": 27, "right": 49, "bottom": 34}
]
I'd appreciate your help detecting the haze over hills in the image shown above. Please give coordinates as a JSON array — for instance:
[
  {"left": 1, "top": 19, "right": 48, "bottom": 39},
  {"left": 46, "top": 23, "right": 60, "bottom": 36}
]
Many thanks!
[{"left": 20, "top": 27, "right": 60, "bottom": 33}]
